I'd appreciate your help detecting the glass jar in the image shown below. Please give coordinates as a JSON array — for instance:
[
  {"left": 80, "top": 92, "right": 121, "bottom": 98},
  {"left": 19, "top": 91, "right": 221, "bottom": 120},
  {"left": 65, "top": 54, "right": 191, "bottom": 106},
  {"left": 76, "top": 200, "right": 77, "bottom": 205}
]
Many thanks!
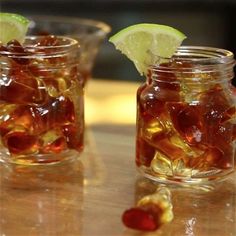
[
  {"left": 136, "top": 46, "right": 235, "bottom": 184},
  {"left": 0, "top": 36, "right": 84, "bottom": 165},
  {"left": 28, "top": 15, "right": 111, "bottom": 86}
]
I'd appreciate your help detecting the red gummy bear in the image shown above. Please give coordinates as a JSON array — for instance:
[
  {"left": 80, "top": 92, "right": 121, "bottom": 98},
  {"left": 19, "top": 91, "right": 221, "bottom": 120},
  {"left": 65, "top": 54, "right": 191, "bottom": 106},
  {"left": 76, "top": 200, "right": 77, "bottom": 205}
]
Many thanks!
[
  {"left": 122, "top": 206, "right": 162, "bottom": 231},
  {"left": 122, "top": 187, "right": 173, "bottom": 232}
]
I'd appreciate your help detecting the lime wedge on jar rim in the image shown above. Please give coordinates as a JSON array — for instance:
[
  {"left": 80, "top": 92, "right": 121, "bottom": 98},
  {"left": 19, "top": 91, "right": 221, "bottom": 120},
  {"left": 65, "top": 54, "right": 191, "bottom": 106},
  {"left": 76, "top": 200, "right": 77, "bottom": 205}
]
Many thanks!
[
  {"left": 109, "top": 23, "right": 186, "bottom": 75},
  {"left": 0, "top": 13, "right": 30, "bottom": 44}
]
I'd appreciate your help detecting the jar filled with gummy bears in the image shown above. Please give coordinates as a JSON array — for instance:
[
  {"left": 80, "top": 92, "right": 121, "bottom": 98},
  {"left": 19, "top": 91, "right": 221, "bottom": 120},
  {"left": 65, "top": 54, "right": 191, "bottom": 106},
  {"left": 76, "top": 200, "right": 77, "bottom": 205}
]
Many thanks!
[
  {"left": 0, "top": 36, "right": 84, "bottom": 165},
  {"left": 136, "top": 46, "right": 235, "bottom": 184}
]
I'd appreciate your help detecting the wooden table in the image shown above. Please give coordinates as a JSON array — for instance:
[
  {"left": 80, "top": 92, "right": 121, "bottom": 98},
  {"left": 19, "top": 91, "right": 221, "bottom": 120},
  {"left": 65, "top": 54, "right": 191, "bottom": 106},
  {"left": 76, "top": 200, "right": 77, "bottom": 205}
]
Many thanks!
[{"left": 0, "top": 79, "right": 235, "bottom": 236}]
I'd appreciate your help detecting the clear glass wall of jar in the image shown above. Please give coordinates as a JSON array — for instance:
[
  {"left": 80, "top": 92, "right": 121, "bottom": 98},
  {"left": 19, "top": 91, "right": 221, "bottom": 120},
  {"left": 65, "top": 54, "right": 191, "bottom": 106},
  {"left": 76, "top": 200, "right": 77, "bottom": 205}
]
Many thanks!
[
  {"left": 0, "top": 36, "right": 84, "bottom": 165},
  {"left": 136, "top": 46, "right": 235, "bottom": 184}
]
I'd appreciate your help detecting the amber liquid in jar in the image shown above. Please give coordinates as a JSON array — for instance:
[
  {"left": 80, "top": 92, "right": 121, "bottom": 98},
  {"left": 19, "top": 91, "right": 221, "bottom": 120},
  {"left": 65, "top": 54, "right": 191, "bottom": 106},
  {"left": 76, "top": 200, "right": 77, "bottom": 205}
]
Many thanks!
[
  {"left": 0, "top": 36, "right": 84, "bottom": 165},
  {"left": 136, "top": 46, "right": 235, "bottom": 184}
]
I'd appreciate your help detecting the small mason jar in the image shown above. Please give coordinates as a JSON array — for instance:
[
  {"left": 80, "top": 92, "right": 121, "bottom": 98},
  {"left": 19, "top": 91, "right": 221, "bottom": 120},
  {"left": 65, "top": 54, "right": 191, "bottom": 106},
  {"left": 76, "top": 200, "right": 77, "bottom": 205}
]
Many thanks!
[
  {"left": 0, "top": 36, "right": 84, "bottom": 165},
  {"left": 136, "top": 46, "right": 235, "bottom": 184}
]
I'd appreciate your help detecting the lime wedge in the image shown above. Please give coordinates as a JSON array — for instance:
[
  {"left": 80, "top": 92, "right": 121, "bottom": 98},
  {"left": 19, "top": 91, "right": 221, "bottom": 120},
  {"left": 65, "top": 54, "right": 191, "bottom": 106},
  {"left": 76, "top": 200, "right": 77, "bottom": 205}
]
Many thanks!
[
  {"left": 0, "top": 13, "right": 30, "bottom": 44},
  {"left": 109, "top": 23, "right": 186, "bottom": 75}
]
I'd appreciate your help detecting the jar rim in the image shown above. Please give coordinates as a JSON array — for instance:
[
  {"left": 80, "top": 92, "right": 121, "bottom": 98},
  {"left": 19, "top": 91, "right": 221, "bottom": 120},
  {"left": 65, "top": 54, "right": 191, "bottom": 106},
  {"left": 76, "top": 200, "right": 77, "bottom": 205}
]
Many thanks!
[
  {"left": 174, "top": 46, "right": 234, "bottom": 62},
  {"left": 149, "top": 46, "right": 235, "bottom": 69},
  {"left": 0, "top": 36, "right": 79, "bottom": 57},
  {"left": 148, "top": 46, "right": 236, "bottom": 77},
  {"left": 147, "top": 46, "right": 236, "bottom": 82}
]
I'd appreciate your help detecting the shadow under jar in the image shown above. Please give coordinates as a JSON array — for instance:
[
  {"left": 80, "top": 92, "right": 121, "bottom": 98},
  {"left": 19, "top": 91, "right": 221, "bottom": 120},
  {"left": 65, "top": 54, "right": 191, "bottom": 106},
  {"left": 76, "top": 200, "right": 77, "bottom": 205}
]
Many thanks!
[
  {"left": 0, "top": 36, "right": 84, "bottom": 165},
  {"left": 136, "top": 46, "right": 236, "bottom": 185}
]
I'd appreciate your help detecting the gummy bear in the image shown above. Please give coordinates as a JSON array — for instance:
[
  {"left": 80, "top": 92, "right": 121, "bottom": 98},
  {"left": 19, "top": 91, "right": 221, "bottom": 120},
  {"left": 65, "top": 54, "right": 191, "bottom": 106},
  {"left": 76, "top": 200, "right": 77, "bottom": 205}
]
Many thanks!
[
  {"left": 3, "top": 129, "right": 39, "bottom": 155},
  {"left": 122, "top": 187, "right": 173, "bottom": 231}
]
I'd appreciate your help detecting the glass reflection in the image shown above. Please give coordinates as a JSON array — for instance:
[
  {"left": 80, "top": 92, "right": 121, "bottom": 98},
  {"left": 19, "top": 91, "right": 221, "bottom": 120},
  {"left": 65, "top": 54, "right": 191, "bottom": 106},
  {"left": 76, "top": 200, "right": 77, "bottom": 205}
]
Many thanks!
[
  {"left": 0, "top": 159, "right": 84, "bottom": 235},
  {"left": 134, "top": 175, "right": 236, "bottom": 236}
]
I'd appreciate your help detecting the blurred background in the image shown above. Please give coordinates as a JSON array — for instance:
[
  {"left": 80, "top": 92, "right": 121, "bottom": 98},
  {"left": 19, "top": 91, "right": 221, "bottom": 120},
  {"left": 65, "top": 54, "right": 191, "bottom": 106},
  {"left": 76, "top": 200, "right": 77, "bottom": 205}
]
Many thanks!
[{"left": 1, "top": 0, "right": 236, "bottom": 81}]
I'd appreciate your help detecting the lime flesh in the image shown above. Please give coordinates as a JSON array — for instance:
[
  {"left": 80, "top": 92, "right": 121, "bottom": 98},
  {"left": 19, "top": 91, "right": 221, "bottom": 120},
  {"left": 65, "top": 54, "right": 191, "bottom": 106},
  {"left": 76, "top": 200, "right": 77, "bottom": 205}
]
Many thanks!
[
  {"left": 109, "top": 23, "right": 187, "bottom": 75},
  {"left": 0, "top": 13, "right": 30, "bottom": 44}
]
